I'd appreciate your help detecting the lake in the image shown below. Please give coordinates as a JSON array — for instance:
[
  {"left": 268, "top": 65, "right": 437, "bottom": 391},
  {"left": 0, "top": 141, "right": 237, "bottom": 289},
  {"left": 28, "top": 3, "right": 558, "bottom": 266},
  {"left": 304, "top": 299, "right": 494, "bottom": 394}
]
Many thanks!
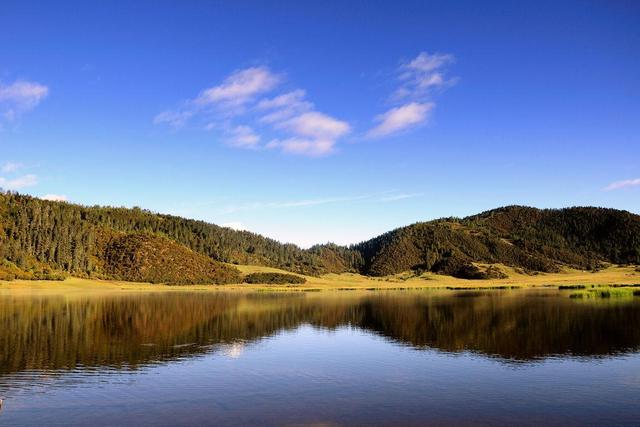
[{"left": 0, "top": 289, "right": 639, "bottom": 426}]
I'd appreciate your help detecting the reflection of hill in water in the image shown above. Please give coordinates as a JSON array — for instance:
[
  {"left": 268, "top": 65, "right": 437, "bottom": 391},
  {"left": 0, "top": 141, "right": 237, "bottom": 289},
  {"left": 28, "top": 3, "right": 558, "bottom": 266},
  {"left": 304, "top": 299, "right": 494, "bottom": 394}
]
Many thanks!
[{"left": 1, "top": 291, "right": 639, "bottom": 374}]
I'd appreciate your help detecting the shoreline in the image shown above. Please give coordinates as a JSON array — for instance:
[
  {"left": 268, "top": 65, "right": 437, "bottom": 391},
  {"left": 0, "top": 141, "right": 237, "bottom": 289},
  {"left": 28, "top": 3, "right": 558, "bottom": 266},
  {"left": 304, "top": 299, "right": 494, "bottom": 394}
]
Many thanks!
[{"left": 0, "top": 265, "right": 638, "bottom": 295}]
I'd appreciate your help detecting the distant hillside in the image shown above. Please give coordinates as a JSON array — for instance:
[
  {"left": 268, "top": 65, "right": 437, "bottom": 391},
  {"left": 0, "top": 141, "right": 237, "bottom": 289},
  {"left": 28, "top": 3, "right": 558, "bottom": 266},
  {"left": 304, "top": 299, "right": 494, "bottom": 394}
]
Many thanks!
[
  {"left": 350, "top": 206, "right": 640, "bottom": 278},
  {"left": 464, "top": 206, "right": 640, "bottom": 266},
  {"left": 1, "top": 191, "right": 638, "bottom": 283}
]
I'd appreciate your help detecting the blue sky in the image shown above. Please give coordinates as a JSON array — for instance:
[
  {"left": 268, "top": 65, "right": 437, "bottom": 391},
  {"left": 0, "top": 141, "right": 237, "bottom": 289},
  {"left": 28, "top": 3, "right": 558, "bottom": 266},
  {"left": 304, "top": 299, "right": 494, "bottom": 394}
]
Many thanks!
[{"left": 1, "top": 1, "right": 639, "bottom": 246}]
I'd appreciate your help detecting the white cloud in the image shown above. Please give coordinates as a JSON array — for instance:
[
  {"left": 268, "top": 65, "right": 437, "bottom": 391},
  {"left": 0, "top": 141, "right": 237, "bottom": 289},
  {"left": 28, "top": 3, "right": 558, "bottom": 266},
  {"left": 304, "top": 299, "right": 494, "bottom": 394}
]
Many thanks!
[
  {"left": 1, "top": 162, "right": 23, "bottom": 173},
  {"left": 266, "top": 111, "right": 350, "bottom": 156},
  {"left": 257, "top": 89, "right": 307, "bottom": 110},
  {"left": 0, "top": 80, "right": 49, "bottom": 122},
  {"left": 604, "top": 178, "right": 640, "bottom": 191},
  {"left": 417, "top": 73, "right": 445, "bottom": 89},
  {"left": 365, "top": 52, "right": 454, "bottom": 139},
  {"left": 403, "top": 52, "right": 454, "bottom": 74},
  {"left": 154, "top": 66, "right": 280, "bottom": 129},
  {"left": 257, "top": 89, "right": 313, "bottom": 123},
  {"left": 154, "top": 67, "right": 350, "bottom": 157},
  {"left": 278, "top": 112, "right": 350, "bottom": 140},
  {"left": 0, "top": 81, "right": 49, "bottom": 108},
  {"left": 259, "top": 108, "right": 299, "bottom": 125},
  {"left": 257, "top": 92, "right": 348, "bottom": 156},
  {"left": 225, "top": 125, "right": 260, "bottom": 149},
  {"left": 221, "top": 221, "right": 247, "bottom": 231},
  {"left": 0, "top": 174, "right": 38, "bottom": 190},
  {"left": 195, "top": 67, "right": 280, "bottom": 107},
  {"left": 266, "top": 137, "right": 337, "bottom": 157},
  {"left": 397, "top": 52, "right": 456, "bottom": 99},
  {"left": 41, "top": 194, "right": 68, "bottom": 202},
  {"left": 367, "top": 102, "right": 434, "bottom": 138}
]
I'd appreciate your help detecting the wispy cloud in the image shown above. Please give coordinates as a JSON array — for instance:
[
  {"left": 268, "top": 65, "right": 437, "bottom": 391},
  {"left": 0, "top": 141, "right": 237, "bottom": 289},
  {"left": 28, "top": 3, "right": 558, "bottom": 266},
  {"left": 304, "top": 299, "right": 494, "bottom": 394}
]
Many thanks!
[
  {"left": 219, "top": 196, "right": 365, "bottom": 214},
  {"left": 396, "top": 52, "right": 456, "bottom": 100},
  {"left": 257, "top": 89, "right": 313, "bottom": 123},
  {"left": 249, "top": 88, "right": 351, "bottom": 156},
  {"left": 218, "top": 191, "right": 420, "bottom": 214},
  {"left": 0, "top": 174, "right": 38, "bottom": 190},
  {"left": 155, "top": 67, "right": 350, "bottom": 157},
  {"left": 265, "top": 137, "right": 335, "bottom": 157},
  {"left": 155, "top": 55, "right": 454, "bottom": 153},
  {"left": 195, "top": 67, "right": 280, "bottom": 108},
  {"left": 0, "top": 80, "right": 49, "bottom": 122},
  {"left": 367, "top": 102, "right": 434, "bottom": 138},
  {"left": 604, "top": 178, "right": 640, "bottom": 191},
  {"left": 41, "top": 194, "right": 68, "bottom": 202},
  {"left": 153, "top": 66, "right": 281, "bottom": 130},
  {"left": 377, "top": 192, "right": 423, "bottom": 202},
  {"left": 225, "top": 125, "right": 261, "bottom": 149},
  {"left": 276, "top": 111, "right": 350, "bottom": 140},
  {"left": 257, "top": 89, "right": 309, "bottom": 110},
  {"left": 153, "top": 110, "right": 193, "bottom": 128},
  {"left": 367, "top": 52, "right": 455, "bottom": 139},
  {"left": 1, "top": 162, "right": 24, "bottom": 173},
  {"left": 267, "top": 111, "right": 350, "bottom": 156}
]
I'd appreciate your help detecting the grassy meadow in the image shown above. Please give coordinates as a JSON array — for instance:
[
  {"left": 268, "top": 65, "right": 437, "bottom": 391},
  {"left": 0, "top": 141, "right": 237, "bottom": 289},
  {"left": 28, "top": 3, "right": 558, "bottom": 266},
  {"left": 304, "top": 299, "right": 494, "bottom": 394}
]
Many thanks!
[{"left": 0, "top": 264, "right": 639, "bottom": 295}]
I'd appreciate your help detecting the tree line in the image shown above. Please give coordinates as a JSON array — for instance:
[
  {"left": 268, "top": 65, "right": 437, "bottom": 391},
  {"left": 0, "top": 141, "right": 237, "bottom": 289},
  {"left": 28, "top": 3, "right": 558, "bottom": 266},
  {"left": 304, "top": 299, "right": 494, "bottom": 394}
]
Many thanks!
[{"left": 1, "top": 192, "right": 638, "bottom": 281}]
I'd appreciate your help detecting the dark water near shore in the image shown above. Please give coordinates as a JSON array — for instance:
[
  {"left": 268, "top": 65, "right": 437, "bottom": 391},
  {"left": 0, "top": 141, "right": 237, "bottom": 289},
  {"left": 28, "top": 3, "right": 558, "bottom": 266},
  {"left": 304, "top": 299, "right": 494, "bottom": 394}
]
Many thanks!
[{"left": 0, "top": 289, "right": 639, "bottom": 426}]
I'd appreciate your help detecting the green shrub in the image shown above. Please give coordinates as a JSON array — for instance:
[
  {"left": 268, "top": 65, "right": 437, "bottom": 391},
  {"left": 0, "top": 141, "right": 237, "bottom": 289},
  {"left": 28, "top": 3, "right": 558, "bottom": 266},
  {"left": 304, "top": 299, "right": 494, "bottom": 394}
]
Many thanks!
[
  {"left": 432, "top": 256, "right": 508, "bottom": 280},
  {"left": 243, "top": 272, "right": 306, "bottom": 285}
]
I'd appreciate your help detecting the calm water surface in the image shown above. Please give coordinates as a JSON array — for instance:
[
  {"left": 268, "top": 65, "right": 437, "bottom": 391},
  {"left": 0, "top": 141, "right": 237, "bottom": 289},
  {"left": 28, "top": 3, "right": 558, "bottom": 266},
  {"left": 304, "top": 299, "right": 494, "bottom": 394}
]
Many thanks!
[{"left": 0, "top": 289, "right": 639, "bottom": 426}]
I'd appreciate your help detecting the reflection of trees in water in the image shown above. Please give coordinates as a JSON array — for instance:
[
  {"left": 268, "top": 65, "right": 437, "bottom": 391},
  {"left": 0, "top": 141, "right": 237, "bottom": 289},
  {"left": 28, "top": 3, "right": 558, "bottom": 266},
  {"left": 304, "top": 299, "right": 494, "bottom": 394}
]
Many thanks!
[
  {"left": 353, "top": 293, "right": 640, "bottom": 359},
  {"left": 0, "top": 291, "right": 639, "bottom": 375}
]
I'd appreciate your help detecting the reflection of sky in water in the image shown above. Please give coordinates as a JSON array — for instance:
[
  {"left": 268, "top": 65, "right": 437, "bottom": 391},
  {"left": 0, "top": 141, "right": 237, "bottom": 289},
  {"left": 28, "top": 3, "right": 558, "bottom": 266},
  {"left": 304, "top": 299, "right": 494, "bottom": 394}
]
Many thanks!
[
  {"left": 222, "top": 341, "right": 245, "bottom": 359},
  {"left": 1, "top": 325, "right": 639, "bottom": 426}
]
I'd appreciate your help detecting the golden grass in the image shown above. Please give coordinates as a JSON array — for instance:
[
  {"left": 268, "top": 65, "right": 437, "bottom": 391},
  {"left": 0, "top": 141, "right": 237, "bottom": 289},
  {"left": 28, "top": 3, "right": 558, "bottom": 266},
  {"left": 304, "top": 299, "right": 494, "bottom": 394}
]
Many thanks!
[
  {"left": 0, "top": 264, "right": 638, "bottom": 295},
  {"left": 567, "top": 286, "right": 639, "bottom": 300}
]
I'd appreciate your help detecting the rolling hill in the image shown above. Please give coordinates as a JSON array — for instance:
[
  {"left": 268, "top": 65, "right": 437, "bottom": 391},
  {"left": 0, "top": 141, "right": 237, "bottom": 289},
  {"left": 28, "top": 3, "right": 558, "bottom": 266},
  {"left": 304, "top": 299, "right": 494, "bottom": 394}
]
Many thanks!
[
  {"left": 1, "top": 191, "right": 638, "bottom": 283},
  {"left": 349, "top": 206, "right": 640, "bottom": 278}
]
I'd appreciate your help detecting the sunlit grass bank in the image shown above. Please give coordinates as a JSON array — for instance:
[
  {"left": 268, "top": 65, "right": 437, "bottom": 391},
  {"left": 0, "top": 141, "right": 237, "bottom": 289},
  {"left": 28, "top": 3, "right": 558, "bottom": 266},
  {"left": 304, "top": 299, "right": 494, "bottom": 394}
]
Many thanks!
[
  {"left": 0, "top": 265, "right": 638, "bottom": 295},
  {"left": 567, "top": 285, "right": 640, "bottom": 299}
]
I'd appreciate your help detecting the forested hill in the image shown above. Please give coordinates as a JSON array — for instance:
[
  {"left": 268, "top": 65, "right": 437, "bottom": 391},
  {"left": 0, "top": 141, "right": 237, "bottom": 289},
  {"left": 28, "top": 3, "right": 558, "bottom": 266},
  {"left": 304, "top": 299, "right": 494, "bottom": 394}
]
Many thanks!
[
  {"left": 0, "top": 192, "right": 331, "bottom": 281},
  {"left": 352, "top": 206, "right": 640, "bottom": 278},
  {"left": 1, "top": 191, "right": 639, "bottom": 283}
]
